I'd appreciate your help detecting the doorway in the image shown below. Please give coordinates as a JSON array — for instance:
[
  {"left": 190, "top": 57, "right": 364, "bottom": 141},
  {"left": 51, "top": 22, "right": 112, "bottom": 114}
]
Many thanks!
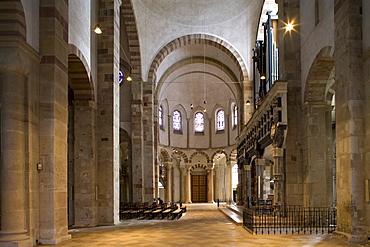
[{"left": 191, "top": 175, "right": 207, "bottom": 202}]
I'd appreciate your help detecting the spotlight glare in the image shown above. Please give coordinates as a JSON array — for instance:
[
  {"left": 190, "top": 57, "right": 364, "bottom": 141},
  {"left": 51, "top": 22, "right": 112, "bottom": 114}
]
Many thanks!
[{"left": 286, "top": 23, "right": 294, "bottom": 31}]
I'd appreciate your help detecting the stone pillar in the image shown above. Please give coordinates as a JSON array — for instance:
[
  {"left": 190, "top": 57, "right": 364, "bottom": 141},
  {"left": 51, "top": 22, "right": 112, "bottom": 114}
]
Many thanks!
[
  {"left": 245, "top": 165, "right": 252, "bottom": 206},
  {"left": 185, "top": 166, "right": 192, "bottom": 203},
  {"left": 38, "top": 0, "right": 70, "bottom": 243},
  {"left": 272, "top": 147, "right": 284, "bottom": 206},
  {"left": 142, "top": 80, "right": 155, "bottom": 203},
  {"left": 255, "top": 159, "right": 266, "bottom": 199},
  {"left": 207, "top": 164, "right": 214, "bottom": 203},
  {"left": 73, "top": 101, "right": 98, "bottom": 227},
  {"left": 97, "top": 0, "right": 121, "bottom": 225},
  {"left": 226, "top": 161, "right": 233, "bottom": 203},
  {"left": 237, "top": 167, "right": 244, "bottom": 205},
  {"left": 303, "top": 103, "right": 333, "bottom": 207},
  {"left": 166, "top": 163, "right": 173, "bottom": 202},
  {"left": 213, "top": 165, "right": 220, "bottom": 201},
  {"left": 0, "top": 72, "right": 31, "bottom": 246},
  {"left": 333, "top": 0, "right": 367, "bottom": 242},
  {"left": 277, "top": 0, "right": 303, "bottom": 207}
]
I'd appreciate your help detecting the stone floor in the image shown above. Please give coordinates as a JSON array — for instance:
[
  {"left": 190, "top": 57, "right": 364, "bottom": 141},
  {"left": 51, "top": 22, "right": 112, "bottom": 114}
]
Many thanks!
[{"left": 39, "top": 204, "right": 369, "bottom": 247}]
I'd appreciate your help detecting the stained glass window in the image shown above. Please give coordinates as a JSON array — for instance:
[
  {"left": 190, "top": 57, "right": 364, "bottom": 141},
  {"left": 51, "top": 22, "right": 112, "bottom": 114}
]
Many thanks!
[
  {"left": 217, "top": 110, "right": 225, "bottom": 131},
  {"left": 173, "top": 110, "right": 181, "bottom": 131},
  {"left": 195, "top": 112, "right": 204, "bottom": 132},
  {"left": 159, "top": 106, "right": 163, "bottom": 128},
  {"left": 234, "top": 105, "right": 238, "bottom": 126}
]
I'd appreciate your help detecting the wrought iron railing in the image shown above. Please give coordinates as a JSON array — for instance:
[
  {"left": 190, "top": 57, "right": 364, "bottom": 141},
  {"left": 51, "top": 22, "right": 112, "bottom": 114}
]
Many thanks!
[{"left": 243, "top": 205, "right": 336, "bottom": 235}]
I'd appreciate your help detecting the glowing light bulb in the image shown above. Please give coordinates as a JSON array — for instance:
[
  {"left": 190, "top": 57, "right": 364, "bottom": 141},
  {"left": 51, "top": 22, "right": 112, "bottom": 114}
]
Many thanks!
[
  {"left": 94, "top": 25, "right": 102, "bottom": 34},
  {"left": 286, "top": 23, "right": 294, "bottom": 31}
]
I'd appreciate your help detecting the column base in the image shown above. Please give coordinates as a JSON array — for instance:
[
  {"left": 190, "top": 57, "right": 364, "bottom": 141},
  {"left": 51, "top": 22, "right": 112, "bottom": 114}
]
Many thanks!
[
  {"left": 0, "top": 239, "right": 33, "bottom": 247},
  {"left": 38, "top": 234, "right": 71, "bottom": 245},
  {"left": 332, "top": 231, "right": 368, "bottom": 243},
  {"left": 0, "top": 231, "right": 32, "bottom": 247}
]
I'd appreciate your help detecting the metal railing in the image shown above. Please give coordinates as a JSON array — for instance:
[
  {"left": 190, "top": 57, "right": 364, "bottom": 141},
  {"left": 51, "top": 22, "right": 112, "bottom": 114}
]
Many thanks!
[{"left": 243, "top": 205, "right": 336, "bottom": 235}]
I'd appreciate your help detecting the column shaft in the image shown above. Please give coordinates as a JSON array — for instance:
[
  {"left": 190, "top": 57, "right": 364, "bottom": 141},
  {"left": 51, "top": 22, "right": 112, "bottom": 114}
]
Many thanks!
[
  {"left": 73, "top": 101, "right": 98, "bottom": 227},
  {"left": 0, "top": 72, "right": 30, "bottom": 243},
  {"left": 166, "top": 164, "right": 172, "bottom": 202},
  {"left": 186, "top": 167, "right": 192, "bottom": 203},
  {"left": 272, "top": 147, "right": 284, "bottom": 205},
  {"left": 208, "top": 168, "right": 214, "bottom": 203}
]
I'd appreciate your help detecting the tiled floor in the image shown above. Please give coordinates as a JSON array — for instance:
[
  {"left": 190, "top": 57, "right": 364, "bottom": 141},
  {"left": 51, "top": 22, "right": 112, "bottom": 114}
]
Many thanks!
[{"left": 39, "top": 204, "right": 368, "bottom": 247}]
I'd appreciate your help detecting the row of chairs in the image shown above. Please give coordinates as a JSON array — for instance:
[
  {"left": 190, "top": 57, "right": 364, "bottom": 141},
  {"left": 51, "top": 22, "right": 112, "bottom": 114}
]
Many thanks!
[{"left": 120, "top": 202, "right": 186, "bottom": 220}]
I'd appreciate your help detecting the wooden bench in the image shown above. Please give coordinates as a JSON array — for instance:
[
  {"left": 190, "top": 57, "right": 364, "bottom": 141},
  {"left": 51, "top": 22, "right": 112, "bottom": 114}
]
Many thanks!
[
  {"left": 170, "top": 208, "right": 183, "bottom": 220},
  {"left": 161, "top": 208, "right": 172, "bottom": 219}
]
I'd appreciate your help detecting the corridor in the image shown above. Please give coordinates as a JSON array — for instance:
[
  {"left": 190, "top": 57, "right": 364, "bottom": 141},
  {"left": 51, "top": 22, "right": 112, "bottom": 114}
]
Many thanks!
[{"left": 39, "top": 204, "right": 364, "bottom": 246}]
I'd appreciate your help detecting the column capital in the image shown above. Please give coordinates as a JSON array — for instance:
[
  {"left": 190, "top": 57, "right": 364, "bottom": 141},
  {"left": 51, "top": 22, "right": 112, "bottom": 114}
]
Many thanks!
[
  {"left": 207, "top": 163, "right": 214, "bottom": 170},
  {"left": 272, "top": 147, "right": 284, "bottom": 157},
  {"left": 0, "top": 37, "right": 40, "bottom": 76},
  {"left": 255, "top": 158, "right": 267, "bottom": 166}
]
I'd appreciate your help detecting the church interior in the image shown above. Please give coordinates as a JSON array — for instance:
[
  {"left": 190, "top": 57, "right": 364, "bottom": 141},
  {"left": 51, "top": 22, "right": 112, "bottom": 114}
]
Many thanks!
[{"left": 0, "top": 0, "right": 369, "bottom": 246}]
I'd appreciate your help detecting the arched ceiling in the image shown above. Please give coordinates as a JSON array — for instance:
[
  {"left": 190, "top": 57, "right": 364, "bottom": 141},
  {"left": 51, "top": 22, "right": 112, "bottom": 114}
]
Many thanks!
[{"left": 132, "top": 0, "right": 264, "bottom": 81}]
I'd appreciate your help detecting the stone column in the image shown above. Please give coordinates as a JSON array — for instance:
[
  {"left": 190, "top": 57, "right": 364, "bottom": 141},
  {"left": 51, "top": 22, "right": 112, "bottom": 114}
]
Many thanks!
[
  {"left": 97, "top": 0, "right": 121, "bottom": 225},
  {"left": 255, "top": 159, "right": 266, "bottom": 199},
  {"left": 185, "top": 166, "right": 192, "bottom": 203},
  {"left": 207, "top": 164, "right": 214, "bottom": 203},
  {"left": 237, "top": 167, "right": 244, "bottom": 205},
  {"left": 272, "top": 147, "right": 284, "bottom": 206},
  {"left": 73, "top": 101, "right": 98, "bottom": 227},
  {"left": 38, "top": 0, "right": 70, "bottom": 243},
  {"left": 0, "top": 72, "right": 31, "bottom": 246},
  {"left": 303, "top": 103, "right": 333, "bottom": 207},
  {"left": 226, "top": 161, "right": 233, "bottom": 203},
  {"left": 333, "top": 0, "right": 366, "bottom": 242},
  {"left": 245, "top": 165, "right": 252, "bottom": 206},
  {"left": 165, "top": 162, "right": 173, "bottom": 202},
  {"left": 213, "top": 165, "right": 220, "bottom": 201}
]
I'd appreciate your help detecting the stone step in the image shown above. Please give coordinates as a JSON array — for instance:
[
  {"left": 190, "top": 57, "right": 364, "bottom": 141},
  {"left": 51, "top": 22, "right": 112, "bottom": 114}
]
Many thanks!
[
  {"left": 226, "top": 204, "right": 244, "bottom": 215},
  {"left": 218, "top": 206, "right": 243, "bottom": 226}
]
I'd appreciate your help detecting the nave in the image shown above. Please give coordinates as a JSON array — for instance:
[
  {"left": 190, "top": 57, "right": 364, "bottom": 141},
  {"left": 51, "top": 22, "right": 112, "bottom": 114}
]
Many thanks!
[{"left": 38, "top": 204, "right": 361, "bottom": 247}]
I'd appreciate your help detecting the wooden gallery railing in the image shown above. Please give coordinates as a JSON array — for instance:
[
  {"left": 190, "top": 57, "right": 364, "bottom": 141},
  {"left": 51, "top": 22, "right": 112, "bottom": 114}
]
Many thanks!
[{"left": 243, "top": 205, "right": 336, "bottom": 235}]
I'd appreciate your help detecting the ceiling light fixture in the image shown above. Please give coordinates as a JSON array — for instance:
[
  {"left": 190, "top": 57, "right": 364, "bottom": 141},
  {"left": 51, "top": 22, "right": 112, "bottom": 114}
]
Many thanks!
[{"left": 94, "top": 25, "right": 102, "bottom": 34}]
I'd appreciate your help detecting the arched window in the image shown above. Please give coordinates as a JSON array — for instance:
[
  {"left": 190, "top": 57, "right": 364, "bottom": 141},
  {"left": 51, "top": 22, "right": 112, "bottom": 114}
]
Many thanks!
[
  {"left": 233, "top": 105, "right": 238, "bottom": 127},
  {"left": 216, "top": 110, "right": 225, "bottom": 131},
  {"left": 173, "top": 110, "right": 182, "bottom": 131},
  {"left": 159, "top": 106, "right": 163, "bottom": 128},
  {"left": 194, "top": 112, "right": 204, "bottom": 132}
]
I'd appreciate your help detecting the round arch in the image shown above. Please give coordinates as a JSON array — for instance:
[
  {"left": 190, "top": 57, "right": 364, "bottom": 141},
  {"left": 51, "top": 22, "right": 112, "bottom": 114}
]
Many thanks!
[
  {"left": 189, "top": 150, "right": 210, "bottom": 163},
  {"left": 148, "top": 34, "right": 248, "bottom": 85},
  {"left": 68, "top": 44, "right": 95, "bottom": 101},
  {"left": 304, "top": 46, "right": 335, "bottom": 103}
]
